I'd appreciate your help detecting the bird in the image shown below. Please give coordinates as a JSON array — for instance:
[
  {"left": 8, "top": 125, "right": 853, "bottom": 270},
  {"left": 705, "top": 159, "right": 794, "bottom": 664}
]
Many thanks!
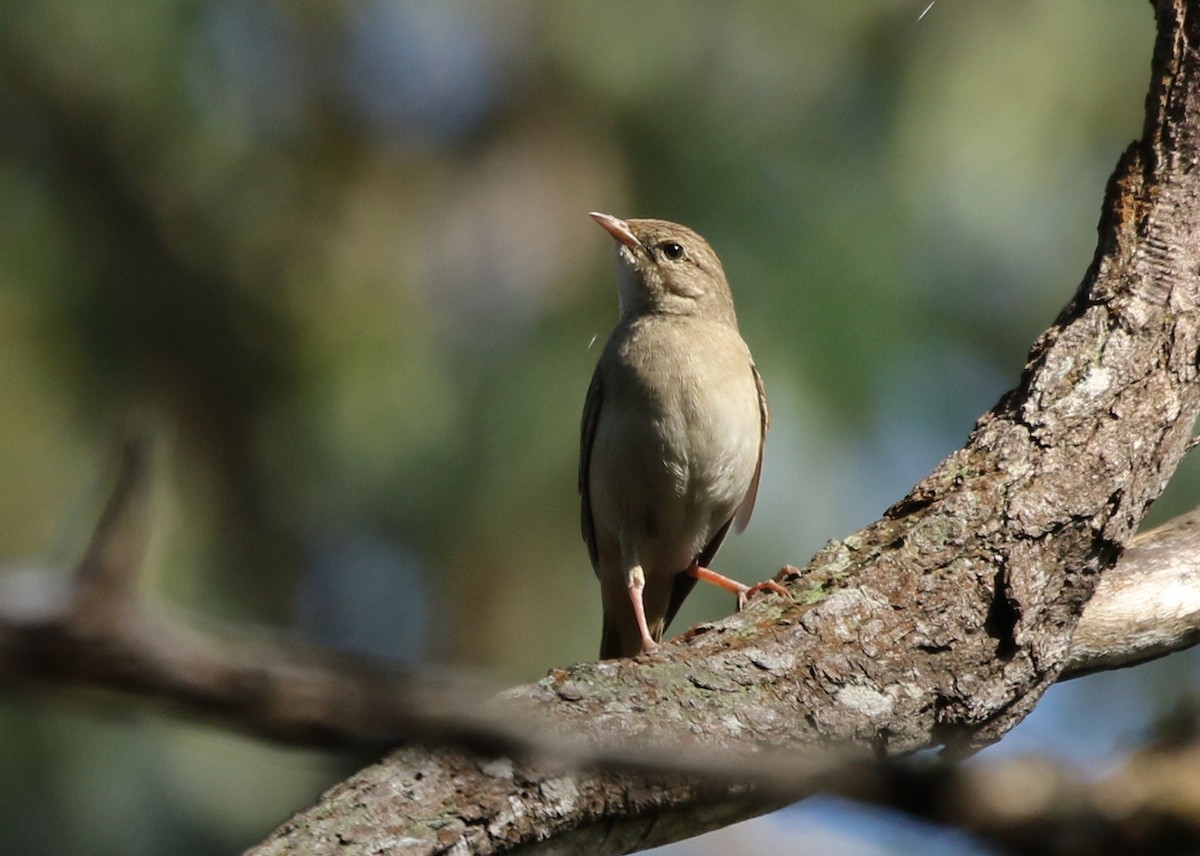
[{"left": 580, "top": 212, "right": 788, "bottom": 659}]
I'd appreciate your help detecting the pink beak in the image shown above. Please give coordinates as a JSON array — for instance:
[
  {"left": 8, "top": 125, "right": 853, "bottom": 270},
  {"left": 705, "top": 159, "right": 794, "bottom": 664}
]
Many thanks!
[{"left": 589, "top": 212, "right": 641, "bottom": 252}]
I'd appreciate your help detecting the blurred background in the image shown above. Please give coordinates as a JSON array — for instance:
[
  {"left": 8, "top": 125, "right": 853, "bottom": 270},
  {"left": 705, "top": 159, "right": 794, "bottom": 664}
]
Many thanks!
[{"left": 0, "top": 1, "right": 1195, "bottom": 854}]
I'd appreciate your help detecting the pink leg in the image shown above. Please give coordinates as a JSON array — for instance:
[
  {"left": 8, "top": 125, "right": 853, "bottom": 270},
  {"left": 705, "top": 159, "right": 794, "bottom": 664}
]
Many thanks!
[
  {"left": 627, "top": 572, "right": 659, "bottom": 654},
  {"left": 687, "top": 564, "right": 791, "bottom": 610}
]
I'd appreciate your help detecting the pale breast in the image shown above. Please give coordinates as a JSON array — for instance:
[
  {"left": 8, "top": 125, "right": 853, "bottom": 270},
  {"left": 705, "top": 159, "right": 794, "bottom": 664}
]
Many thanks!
[{"left": 588, "top": 315, "right": 761, "bottom": 563}]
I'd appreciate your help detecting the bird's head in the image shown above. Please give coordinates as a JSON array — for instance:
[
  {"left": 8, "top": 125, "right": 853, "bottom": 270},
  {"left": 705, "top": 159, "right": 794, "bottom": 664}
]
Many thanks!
[{"left": 590, "top": 212, "right": 737, "bottom": 324}]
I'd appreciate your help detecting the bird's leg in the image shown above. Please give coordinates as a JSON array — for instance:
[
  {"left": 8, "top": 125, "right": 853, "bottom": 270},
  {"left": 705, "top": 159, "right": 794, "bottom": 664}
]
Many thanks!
[
  {"left": 626, "top": 566, "right": 659, "bottom": 654},
  {"left": 687, "top": 563, "right": 791, "bottom": 611}
]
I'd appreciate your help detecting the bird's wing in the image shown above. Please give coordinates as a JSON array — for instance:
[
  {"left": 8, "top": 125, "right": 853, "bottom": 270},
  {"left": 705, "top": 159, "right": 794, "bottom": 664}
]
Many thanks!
[
  {"left": 579, "top": 366, "right": 604, "bottom": 567},
  {"left": 733, "top": 361, "right": 770, "bottom": 533}
]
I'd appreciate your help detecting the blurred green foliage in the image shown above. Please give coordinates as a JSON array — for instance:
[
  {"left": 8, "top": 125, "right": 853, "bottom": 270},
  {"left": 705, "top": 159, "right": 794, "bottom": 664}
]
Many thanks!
[{"left": 1, "top": 1, "right": 1187, "bottom": 854}]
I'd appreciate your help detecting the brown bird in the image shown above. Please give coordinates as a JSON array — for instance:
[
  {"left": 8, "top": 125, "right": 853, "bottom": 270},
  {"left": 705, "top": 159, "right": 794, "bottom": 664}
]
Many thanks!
[{"left": 581, "top": 212, "right": 788, "bottom": 659}]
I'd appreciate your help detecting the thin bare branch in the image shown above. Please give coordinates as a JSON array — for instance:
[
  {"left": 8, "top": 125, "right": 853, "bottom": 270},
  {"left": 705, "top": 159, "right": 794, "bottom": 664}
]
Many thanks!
[
  {"left": 1065, "top": 509, "right": 1200, "bottom": 678},
  {"left": 0, "top": 432, "right": 504, "bottom": 748},
  {"left": 918, "top": 709, "right": 1200, "bottom": 856}
]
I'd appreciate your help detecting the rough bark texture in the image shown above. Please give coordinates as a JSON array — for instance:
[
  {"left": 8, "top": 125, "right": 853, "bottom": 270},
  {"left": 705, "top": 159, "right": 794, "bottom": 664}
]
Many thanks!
[{"left": 251, "top": 2, "right": 1200, "bottom": 853}]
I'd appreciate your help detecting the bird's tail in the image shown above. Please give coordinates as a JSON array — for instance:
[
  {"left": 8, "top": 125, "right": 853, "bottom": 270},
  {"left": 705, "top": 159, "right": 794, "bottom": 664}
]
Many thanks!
[
  {"left": 599, "top": 608, "right": 666, "bottom": 659},
  {"left": 599, "top": 611, "right": 626, "bottom": 660}
]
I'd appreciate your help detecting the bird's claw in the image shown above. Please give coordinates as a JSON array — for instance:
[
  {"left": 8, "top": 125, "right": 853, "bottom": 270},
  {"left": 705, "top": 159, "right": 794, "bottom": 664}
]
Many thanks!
[
  {"left": 773, "top": 564, "right": 802, "bottom": 584},
  {"left": 734, "top": 577, "right": 792, "bottom": 611}
]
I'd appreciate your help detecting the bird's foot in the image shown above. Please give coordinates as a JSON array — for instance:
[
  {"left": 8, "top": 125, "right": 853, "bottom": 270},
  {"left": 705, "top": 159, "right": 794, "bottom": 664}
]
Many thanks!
[
  {"left": 774, "top": 564, "right": 803, "bottom": 584},
  {"left": 687, "top": 563, "right": 793, "bottom": 611},
  {"left": 639, "top": 636, "right": 659, "bottom": 655},
  {"left": 734, "top": 565, "right": 802, "bottom": 609},
  {"left": 734, "top": 577, "right": 791, "bottom": 611}
]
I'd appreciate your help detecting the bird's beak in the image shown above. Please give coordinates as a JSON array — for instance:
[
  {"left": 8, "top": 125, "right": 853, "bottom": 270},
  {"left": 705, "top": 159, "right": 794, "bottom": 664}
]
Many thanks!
[{"left": 590, "top": 212, "right": 641, "bottom": 252}]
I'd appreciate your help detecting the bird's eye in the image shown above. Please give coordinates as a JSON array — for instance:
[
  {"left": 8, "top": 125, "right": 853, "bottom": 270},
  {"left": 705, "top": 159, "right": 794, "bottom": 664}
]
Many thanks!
[{"left": 658, "top": 241, "right": 685, "bottom": 260}]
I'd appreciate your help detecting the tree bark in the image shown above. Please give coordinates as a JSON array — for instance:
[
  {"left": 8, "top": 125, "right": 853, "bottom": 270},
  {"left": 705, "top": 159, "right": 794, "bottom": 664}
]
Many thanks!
[{"left": 251, "top": 1, "right": 1200, "bottom": 852}]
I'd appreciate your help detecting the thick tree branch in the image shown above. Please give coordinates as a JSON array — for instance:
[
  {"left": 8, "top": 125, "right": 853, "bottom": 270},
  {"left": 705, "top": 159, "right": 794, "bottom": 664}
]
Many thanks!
[
  {"left": 247, "top": 0, "right": 1200, "bottom": 852},
  {"left": 2, "top": 433, "right": 1196, "bottom": 853}
]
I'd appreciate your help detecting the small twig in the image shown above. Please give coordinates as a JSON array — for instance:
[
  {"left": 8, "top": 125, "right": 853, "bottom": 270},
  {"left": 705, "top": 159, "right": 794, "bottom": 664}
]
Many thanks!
[{"left": 66, "top": 428, "right": 153, "bottom": 633}]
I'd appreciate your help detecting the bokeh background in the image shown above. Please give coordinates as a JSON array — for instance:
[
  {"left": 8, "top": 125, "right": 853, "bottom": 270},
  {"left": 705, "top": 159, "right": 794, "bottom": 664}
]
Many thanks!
[{"left": 0, "top": 1, "right": 1195, "bottom": 854}]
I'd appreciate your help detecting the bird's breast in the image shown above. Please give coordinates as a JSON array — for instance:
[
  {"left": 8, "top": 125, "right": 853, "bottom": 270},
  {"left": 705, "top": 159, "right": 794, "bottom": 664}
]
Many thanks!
[{"left": 589, "top": 317, "right": 761, "bottom": 544}]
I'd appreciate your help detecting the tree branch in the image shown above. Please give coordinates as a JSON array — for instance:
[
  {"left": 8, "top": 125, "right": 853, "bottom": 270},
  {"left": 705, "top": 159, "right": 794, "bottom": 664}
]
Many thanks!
[
  {"left": 245, "top": 0, "right": 1200, "bottom": 851},
  {"left": 0, "top": 432, "right": 508, "bottom": 748},
  {"left": 909, "top": 705, "right": 1200, "bottom": 856},
  {"left": 2, "top": 432, "right": 1196, "bottom": 854},
  {"left": 1065, "top": 509, "right": 1200, "bottom": 678}
]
